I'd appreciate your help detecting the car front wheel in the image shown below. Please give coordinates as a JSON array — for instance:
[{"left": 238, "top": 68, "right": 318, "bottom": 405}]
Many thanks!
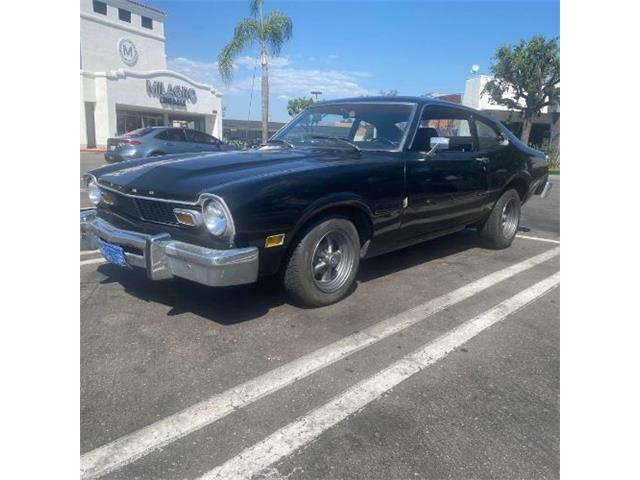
[
  {"left": 283, "top": 217, "right": 360, "bottom": 307},
  {"left": 478, "top": 189, "right": 521, "bottom": 249}
]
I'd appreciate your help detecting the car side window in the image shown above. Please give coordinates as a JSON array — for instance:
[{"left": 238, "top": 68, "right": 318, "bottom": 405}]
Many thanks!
[
  {"left": 165, "top": 129, "right": 186, "bottom": 142},
  {"left": 475, "top": 118, "right": 502, "bottom": 150},
  {"left": 185, "top": 130, "right": 198, "bottom": 143},
  {"left": 411, "top": 106, "right": 475, "bottom": 153},
  {"left": 156, "top": 129, "right": 186, "bottom": 141},
  {"left": 187, "top": 130, "right": 219, "bottom": 145}
]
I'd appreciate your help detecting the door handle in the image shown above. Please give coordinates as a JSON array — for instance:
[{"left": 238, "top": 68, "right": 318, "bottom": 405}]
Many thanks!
[{"left": 475, "top": 157, "right": 490, "bottom": 164}]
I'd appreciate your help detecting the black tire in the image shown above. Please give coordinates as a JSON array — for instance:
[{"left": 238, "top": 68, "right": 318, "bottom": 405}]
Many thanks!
[
  {"left": 478, "top": 189, "right": 521, "bottom": 249},
  {"left": 150, "top": 151, "right": 165, "bottom": 157},
  {"left": 283, "top": 217, "right": 360, "bottom": 307}
]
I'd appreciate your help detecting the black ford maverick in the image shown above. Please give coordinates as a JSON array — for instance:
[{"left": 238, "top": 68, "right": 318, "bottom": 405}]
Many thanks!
[{"left": 81, "top": 97, "right": 551, "bottom": 307}]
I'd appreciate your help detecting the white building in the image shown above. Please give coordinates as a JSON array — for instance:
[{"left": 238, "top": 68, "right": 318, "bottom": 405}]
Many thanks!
[
  {"left": 80, "top": 0, "right": 222, "bottom": 149},
  {"left": 461, "top": 74, "right": 559, "bottom": 149}
]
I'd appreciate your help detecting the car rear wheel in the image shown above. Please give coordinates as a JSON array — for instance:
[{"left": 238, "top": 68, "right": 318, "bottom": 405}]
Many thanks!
[
  {"left": 283, "top": 217, "right": 360, "bottom": 307},
  {"left": 477, "top": 189, "right": 521, "bottom": 249}
]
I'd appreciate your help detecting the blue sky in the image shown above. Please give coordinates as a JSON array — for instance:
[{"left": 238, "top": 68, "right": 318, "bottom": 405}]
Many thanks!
[{"left": 158, "top": 0, "right": 559, "bottom": 122}]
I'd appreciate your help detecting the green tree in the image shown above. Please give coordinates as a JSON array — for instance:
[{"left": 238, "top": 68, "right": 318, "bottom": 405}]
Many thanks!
[
  {"left": 287, "top": 97, "right": 315, "bottom": 117},
  {"left": 218, "top": 0, "right": 293, "bottom": 143},
  {"left": 483, "top": 35, "right": 560, "bottom": 145}
]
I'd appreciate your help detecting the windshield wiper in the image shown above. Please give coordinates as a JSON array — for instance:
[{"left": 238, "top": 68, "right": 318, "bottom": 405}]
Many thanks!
[
  {"left": 309, "top": 135, "right": 361, "bottom": 153},
  {"left": 264, "top": 138, "right": 295, "bottom": 149}
]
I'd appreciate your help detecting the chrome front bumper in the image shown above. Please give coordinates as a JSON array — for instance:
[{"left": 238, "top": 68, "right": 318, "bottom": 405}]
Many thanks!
[
  {"left": 536, "top": 180, "right": 553, "bottom": 199},
  {"left": 80, "top": 210, "right": 259, "bottom": 287}
]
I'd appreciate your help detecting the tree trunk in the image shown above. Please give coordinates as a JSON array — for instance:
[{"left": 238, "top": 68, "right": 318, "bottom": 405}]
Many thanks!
[
  {"left": 520, "top": 113, "right": 534, "bottom": 145},
  {"left": 260, "top": 47, "right": 269, "bottom": 144}
]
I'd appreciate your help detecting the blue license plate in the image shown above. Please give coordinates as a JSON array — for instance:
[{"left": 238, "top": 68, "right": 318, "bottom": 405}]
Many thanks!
[{"left": 98, "top": 240, "right": 130, "bottom": 268}]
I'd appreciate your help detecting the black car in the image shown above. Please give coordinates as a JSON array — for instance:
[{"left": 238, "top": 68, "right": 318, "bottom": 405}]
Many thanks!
[{"left": 81, "top": 97, "right": 551, "bottom": 307}]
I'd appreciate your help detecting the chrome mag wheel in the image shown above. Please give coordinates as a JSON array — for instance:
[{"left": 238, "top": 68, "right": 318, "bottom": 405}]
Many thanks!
[
  {"left": 501, "top": 197, "right": 519, "bottom": 239},
  {"left": 311, "top": 230, "right": 357, "bottom": 294}
]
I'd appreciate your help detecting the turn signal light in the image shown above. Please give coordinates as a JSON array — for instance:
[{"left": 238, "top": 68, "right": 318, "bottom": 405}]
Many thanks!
[
  {"left": 265, "top": 234, "right": 285, "bottom": 248},
  {"left": 101, "top": 191, "right": 115, "bottom": 205},
  {"left": 175, "top": 212, "right": 196, "bottom": 226},
  {"left": 173, "top": 209, "right": 203, "bottom": 227}
]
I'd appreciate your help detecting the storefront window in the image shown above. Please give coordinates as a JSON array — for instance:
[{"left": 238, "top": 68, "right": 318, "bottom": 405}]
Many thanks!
[{"left": 116, "top": 110, "right": 164, "bottom": 135}]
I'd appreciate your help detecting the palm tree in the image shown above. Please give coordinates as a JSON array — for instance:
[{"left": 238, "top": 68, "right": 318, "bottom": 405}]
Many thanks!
[{"left": 218, "top": 0, "right": 292, "bottom": 143}]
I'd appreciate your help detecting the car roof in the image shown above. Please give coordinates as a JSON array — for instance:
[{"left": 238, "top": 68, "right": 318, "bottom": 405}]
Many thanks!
[
  {"left": 315, "top": 96, "right": 498, "bottom": 121},
  {"left": 319, "top": 95, "right": 453, "bottom": 105}
]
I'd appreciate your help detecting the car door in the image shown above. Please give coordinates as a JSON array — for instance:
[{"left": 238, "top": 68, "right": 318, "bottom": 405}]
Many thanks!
[
  {"left": 157, "top": 128, "right": 189, "bottom": 153},
  {"left": 472, "top": 115, "right": 513, "bottom": 203},
  {"left": 182, "top": 129, "right": 204, "bottom": 152},
  {"left": 199, "top": 131, "right": 224, "bottom": 152},
  {"left": 187, "top": 129, "right": 224, "bottom": 153},
  {"left": 402, "top": 105, "right": 489, "bottom": 240}
]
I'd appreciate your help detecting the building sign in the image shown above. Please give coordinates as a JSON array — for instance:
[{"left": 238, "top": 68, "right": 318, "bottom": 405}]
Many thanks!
[
  {"left": 118, "top": 38, "right": 138, "bottom": 66},
  {"left": 146, "top": 80, "right": 197, "bottom": 107}
]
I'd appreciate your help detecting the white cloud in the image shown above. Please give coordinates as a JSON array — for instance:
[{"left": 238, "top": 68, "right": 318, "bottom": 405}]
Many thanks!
[
  {"left": 328, "top": 54, "right": 339, "bottom": 59},
  {"left": 234, "top": 55, "right": 292, "bottom": 68},
  {"left": 168, "top": 56, "right": 377, "bottom": 99}
]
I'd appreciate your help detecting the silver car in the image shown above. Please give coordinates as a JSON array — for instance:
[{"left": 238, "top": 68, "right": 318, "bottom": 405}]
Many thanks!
[{"left": 104, "top": 127, "right": 236, "bottom": 162}]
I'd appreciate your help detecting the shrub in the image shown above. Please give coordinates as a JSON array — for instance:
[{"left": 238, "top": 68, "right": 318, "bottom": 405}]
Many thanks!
[{"left": 548, "top": 148, "right": 560, "bottom": 170}]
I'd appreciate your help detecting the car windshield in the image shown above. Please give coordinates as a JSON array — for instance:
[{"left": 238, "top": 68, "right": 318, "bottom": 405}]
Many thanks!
[{"left": 271, "top": 102, "right": 416, "bottom": 151}]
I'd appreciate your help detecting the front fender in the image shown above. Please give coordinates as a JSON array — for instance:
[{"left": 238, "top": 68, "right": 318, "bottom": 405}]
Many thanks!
[{"left": 293, "top": 192, "right": 374, "bottom": 234}]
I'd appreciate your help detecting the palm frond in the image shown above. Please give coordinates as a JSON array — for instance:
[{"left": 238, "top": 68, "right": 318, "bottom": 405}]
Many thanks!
[
  {"left": 217, "top": 18, "right": 259, "bottom": 84},
  {"left": 261, "top": 11, "right": 293, "bottom": 57},
  {"left": 249, "top": 0, "right": 264, "bottom": 19}
]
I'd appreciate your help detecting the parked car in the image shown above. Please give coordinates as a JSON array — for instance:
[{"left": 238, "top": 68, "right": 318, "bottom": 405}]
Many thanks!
[
  {"left": 82, "top": 97, "right": 551, "bottom": 307},
  {"left": 104, "top": 127, "right": 236, "bottom": 162}
]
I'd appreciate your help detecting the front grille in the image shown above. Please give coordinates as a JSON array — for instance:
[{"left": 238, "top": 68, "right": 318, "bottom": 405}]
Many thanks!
[
  {"left": 137, "top": 198, "right": 182, "bottom": 225},
  {"left": 104, "top": 190, "right": 188, "bottom": 226},
  {"left": 110, "top": 193, "right": 139, "bottom": 219}
]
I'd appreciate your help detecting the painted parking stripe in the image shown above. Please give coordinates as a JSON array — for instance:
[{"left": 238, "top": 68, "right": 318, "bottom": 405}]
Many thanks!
[
  {"left": 81, "top": 250, "right": 99, "bottom": 256},
  {"left": 81, "top": 258, "right": 106, "bottom": 266},
  {"left": 200, "top": 272, "right": 560, "bottom": 480},
  {"left": 80, "top": 247, "right": 558, "bottom": 480},
  {"left": 516, "top": 234, "right": 560, "bottom": 244}
]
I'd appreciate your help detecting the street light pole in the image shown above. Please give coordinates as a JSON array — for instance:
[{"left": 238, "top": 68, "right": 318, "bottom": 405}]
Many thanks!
[{"left": 311, "top": 91, "right": 323, "bottom": 101}]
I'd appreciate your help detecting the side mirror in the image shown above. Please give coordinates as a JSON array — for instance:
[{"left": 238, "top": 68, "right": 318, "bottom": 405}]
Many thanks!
[
  {"left": 426, "top": 136, "right": 450, "bottom": 157},
  {"left": 497, "top": 134, "right": 509, "bottom": 147}
]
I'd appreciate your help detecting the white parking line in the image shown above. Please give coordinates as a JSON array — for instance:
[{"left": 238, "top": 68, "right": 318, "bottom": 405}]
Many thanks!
[
  {"left": 80, "top": 250, "right": 99, "bottom": 256},
  {"left": 81, "top": 258, "right": 106, "bottom": 266},
  {"left": 79, "top": 247, "right": 559, "bottom": 480},
  {"left": 516, "top": 234, "right": 560, "bottom": 244},
  {"left": 200, "top": 272, "right": 560, "bottom": 480}
]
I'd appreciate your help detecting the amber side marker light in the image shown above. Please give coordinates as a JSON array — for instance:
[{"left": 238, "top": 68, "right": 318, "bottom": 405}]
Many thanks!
[
  {"left": 265, "top": 234, "right": 285, "bottom": 248},
  {"left": 173, "top": 209, "right": 202, "bottom": 227},
  {"left": 101, "top": 191, "right": 115, "bottom": 205}
]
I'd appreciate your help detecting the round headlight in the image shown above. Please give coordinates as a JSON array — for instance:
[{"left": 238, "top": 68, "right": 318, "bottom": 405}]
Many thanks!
[
  {"left": 87, "top": 179, "right": 101, "bottom": 205},
  {"left": 203, "top": 200, "right": 228, "bottom": 236}
]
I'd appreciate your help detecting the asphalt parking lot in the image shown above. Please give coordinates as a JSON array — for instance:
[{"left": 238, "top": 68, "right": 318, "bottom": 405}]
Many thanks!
[{"left": 80, "top": 167, "right": 560, "bottom": 480}]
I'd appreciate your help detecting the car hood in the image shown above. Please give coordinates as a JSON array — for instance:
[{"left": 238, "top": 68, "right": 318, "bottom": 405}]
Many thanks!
[{"left": 89, "top": 148, "right": 344, "bottom": 202}]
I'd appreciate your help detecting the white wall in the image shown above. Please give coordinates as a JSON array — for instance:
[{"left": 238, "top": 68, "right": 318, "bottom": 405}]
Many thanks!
[
  {"left": 80, "top": 0, "right": 223, "bottom": 148},
  {"left": 80, "top": 0, "right": 166, "bottom": 72},
  {"left": 82, "top": 70, "right": 222, "bottom": 147},
  {"left": 462, "top": 74, "right": 550, "bottom": 113}
]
